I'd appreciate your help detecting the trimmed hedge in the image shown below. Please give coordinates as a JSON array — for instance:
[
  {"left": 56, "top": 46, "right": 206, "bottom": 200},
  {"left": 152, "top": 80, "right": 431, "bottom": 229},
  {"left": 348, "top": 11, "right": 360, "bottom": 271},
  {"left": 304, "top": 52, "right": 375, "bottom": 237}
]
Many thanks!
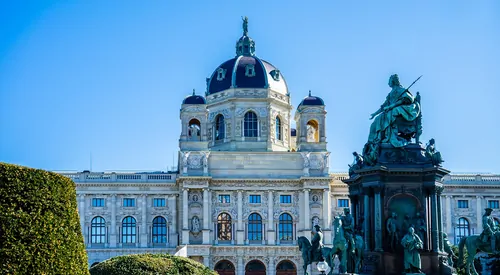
[
  {"left": 0, "top": 163, "right": 89, "bottom": 274},
  {"left": 89, "top": 253, "right": 217, "bottom": 275}
]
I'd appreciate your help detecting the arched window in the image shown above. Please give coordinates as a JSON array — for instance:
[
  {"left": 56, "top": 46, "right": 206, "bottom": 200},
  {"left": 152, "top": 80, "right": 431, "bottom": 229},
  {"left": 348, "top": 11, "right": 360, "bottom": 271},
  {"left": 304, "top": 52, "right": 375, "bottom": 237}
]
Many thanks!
[
  {"left": 215, "top": 260, "right": 235, "bottom": 275},
  {"left": 188, "top": 118, "right": 201, "bottom": 141},
  {"left": 244, "top": 111, "right": 258, "bottom": 137},
  {"left": 245, "top": 260, "right": 266, "bottom": 274},
  {"left": 217, "top": 213, "right": 232, "bottom": 241},
  {"left": 91, "top": 216, "right": 106, "bottom": 244},
  {"left": 152, "top": 216, "right": 167, "bottom": 244},
  {"left": 276, "top": 260, "right": 297, "bottom": 275},
  {"left": 275, "top": 116, "right": 282, "bottom": 141},
  {"left": 215, "top": 115, "right": 225, "bottom": 140},
  {"left": 454, "top": 217, "right": 470, "bottom": 245},
  {"left": 122, "top": 216, "right": 136, "bottom": 243},
  {"left": 306, "top": 120, "right": 319, "bottom": 142},
  {"left": 248, "top": 213, "right": 262, "bottom": 241},
  {"left": 279, "top": 213, "right": 293, "bottom": 241}
]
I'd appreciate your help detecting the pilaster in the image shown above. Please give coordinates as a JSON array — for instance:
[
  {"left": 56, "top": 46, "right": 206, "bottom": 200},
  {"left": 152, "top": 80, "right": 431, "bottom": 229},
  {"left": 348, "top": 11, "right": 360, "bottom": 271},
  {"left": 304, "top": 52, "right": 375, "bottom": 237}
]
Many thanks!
[
  {"left": 110, "top": 194, "right": 117, "bottom": 247},
  {"left": 267, "top": 190, "right": 275, "bottom": 245},
  {"left": 140, "top": 194, "right": 148, "bottom": 247},
  {"left": 237, "top": 190, "right": 244, "bottom": 245}
]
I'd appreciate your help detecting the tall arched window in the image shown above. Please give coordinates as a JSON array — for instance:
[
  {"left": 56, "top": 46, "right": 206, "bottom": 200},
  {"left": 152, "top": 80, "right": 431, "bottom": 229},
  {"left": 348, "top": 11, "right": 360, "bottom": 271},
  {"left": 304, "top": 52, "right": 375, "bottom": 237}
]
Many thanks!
[
  {"left": 454, "top": 217, "right": 470, "bottom": 245},
  {"left": 188, "top": 118, "right": 201, "bottom": 141},
  {"left": 279, "top": 213, "right": 293, "bottom": 241},
  {"left": 152, "top": 216, "right": 167, "bottom": 244},
  {"left": 91, "top": 216, "right": 106, "bottom": 244},
  {"left": 275, "top": 116, "right": 282, "bottom": 141},
  {"left": 217, "top": 213, "right": 232, "bottom": 241},
  {"left": 248, "top": 213, "right": 262, "bottom": 241},
  {"left": 215, "top": 115, "right": 225, "bottom": 140},
  {"left": 306, "top": 120, "right": 319, "bottom": 142},
  {"left": 244, "top": 111, "right": 258, "bottom": 137},
  {"left": 122, "top": 216, "right": 136, "bottom": 243}
]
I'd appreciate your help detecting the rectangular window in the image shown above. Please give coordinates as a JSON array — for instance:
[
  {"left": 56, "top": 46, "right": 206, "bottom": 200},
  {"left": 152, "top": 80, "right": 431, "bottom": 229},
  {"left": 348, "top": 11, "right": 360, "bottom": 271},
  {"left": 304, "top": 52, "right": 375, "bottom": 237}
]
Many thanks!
[
  {"left": 280, "top": 195, "right": 292, "bottom": 204},
  {"left": 338, "top": 199, "right": 349, "bottom": 208},
  {"left": 123, "top": 198, "right": 136, "bottom": 207},
  {"left": 153, "top": 198, "right": 165, "bottom": 207},
  {"left": 92, "top": 198, "right": 105, "bottom": 207},
  {"left": 218, "top": 194, "right": 230, "bottom": 203},
  {"left": 458, "top": 200, "right": 469, "bottom": 208},
  {"left": 489, "top": 200, "right": 499, "bottom": 209},
  {"left": 249, "top": 195, "right": 261, "bottom": 204}
]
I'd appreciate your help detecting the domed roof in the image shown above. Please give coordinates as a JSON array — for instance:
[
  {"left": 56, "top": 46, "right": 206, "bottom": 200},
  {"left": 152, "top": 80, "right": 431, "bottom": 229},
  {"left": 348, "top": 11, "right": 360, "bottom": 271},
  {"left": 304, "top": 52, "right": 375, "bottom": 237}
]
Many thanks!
[
  {"left": 183, "top": 90, "right": 206, "bottom": 104},
  {"left": 298, "top": 91, "right": 325, "bottom": 107},
  {"left": 206, "top": 17, "right": 288, "bottom": 96}
]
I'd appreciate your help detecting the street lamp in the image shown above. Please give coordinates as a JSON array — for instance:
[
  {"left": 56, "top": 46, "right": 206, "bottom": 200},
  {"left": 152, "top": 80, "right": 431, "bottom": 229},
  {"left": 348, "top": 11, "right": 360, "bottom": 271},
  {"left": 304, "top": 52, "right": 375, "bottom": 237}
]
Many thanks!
[{"left": 317, "top": 256, "right": 328, "bottom": 275}]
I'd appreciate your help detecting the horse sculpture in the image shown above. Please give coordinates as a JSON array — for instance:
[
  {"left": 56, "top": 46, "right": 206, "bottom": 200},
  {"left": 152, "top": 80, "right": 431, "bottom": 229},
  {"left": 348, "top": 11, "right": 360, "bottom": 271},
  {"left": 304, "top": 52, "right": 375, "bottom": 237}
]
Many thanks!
[
  {"left": 331, "top": 216, "right": 365, "bottom": 274},
  {"left": 297, "top": 236, "right": 334, "bottom": 275},
  {"left": 457, "top": 232, "right": 500, "bottom": 275}
]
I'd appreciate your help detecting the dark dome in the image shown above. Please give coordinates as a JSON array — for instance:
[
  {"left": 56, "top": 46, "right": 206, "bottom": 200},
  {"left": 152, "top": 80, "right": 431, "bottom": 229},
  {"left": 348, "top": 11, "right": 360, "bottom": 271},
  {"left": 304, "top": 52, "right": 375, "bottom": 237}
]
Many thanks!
[
  {"left": 183, "top": 93, "right": 206, "bottom": 105},
  {"left": 206, "top": 56, "right": 288, "bottom": 96},
  {"left": 298, "top": 91, "right": 324, "bottom": 107}
]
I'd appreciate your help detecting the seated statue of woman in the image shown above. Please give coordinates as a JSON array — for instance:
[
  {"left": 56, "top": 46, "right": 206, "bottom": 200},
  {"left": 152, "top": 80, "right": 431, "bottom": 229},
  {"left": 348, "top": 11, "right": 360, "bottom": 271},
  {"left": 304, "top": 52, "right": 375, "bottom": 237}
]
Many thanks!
[{"left": 368, "top": 74, "right": 420, "bottom": 148}]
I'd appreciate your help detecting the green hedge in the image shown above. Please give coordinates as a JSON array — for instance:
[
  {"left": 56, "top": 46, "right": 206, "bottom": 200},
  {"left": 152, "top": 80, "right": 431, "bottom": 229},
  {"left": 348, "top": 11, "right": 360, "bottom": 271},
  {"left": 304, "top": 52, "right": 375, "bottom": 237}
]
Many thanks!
[
  {"left": 0, "top": 163, "right": 89, "bottom": 275},
  {"left": 89, "top": 254, "right": 217, "bottom": 275}
]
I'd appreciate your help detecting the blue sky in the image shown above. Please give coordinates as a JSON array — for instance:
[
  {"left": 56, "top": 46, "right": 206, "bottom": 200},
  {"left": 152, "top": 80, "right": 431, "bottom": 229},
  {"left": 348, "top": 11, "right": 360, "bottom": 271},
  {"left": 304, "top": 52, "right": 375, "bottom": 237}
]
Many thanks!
[{"left": 0, "top": 1, "right": 499, "bottom": 173}]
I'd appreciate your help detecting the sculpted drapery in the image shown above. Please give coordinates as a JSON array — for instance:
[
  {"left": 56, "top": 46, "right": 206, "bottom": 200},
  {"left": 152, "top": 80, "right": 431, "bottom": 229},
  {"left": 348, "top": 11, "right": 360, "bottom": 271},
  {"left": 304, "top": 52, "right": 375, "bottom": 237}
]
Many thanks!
[{"left": 368, "top": 74, "right": 420, "bottom": 148}]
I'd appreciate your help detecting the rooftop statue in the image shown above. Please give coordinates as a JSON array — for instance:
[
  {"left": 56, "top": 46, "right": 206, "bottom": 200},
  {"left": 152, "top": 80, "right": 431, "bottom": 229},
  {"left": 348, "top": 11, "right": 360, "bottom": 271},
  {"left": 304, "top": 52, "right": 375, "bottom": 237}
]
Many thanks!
[
  {"left": 242, "top": 16, "right": 248, "bottom": 36},
  {"left": 368, "top": 74, "right": 421, "bottom": 148}
]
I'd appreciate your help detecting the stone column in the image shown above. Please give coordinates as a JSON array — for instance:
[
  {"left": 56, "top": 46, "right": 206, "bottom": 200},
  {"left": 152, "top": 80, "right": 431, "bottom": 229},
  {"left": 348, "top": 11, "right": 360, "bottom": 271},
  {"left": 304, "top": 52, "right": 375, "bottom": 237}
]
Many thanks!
[
  {"left": 304, "top": 189, "right": 310, "bottom": 231},
  {"left": 267, "top": 257, "right": 275, "bottom": 275},
  {"left": 110, "top": 194, "right": 117, "bottom": 247},
  {"left": 267, "top": 190, "right": 275, "bottom": 245},
  {"left": 477, "top": 195, "right": 483, "bottom": 233},
  {"left": 79, "top": 194, "right": 86, "bottom": 244},
  {"left": 237, "top": 190, "right": 244, "bottom": 245},
  {"left": 203, "top": 256, "right": 210, "bottom": 268},
  {"left": 323, "top": 188, "right": 331, "bottom": 229},
  {"left": 374, "top": 189, "right": 383, "bottom": 251},
  {"left": 436, "top": 188, "right": 444, "bottom": 252},
  {"left": 182, "top": 188, "right": 189, "bottom": 244},
  {"left": 445, "top": 196, "right": 452, "bottom": 236},
  {"left": 140, "top": 195, "right": 148, "bottom": 247},
  {"left": 430, "top": 188, "right": 439, "bottom": 252},
  {"left": 237, "top": 256, "right": 244, "bottom": 275},
  {"left": 203, "top": 188, "right": 210, "bottom": 244},
  {"left": 364, "top": 191, "right": 371, "bottom": 251},
  {"left": 168, "top": 195, "right": 178, "bottom": 247}
]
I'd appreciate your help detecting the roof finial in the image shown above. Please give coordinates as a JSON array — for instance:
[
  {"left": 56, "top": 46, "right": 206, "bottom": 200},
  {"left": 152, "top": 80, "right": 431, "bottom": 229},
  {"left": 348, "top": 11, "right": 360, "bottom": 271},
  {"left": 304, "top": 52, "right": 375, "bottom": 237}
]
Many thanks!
[
  {"left": 242, "top": 16, "right": 248, "bottom": 36},
  {"left": 192, "top": 88, "right": 195, "bottom": 95},
  {"left": 308, "top": 90, "right": 312, "bottom": 97}
]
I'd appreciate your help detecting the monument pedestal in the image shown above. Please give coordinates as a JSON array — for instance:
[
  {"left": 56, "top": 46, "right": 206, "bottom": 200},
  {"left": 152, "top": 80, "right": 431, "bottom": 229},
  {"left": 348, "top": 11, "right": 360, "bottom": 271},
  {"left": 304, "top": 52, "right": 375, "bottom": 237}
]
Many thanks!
[
  {"left": 477, "top": 252, "right": 500, "bottom": 275},
  {"left": 344, "top": 144, "right": 450, "bottom": 275}
]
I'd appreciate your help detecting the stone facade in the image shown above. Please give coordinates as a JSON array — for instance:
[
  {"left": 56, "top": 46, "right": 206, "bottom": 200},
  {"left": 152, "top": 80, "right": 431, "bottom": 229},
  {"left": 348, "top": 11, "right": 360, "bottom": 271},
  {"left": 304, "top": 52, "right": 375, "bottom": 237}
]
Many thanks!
[{"left": 62, "top": 171, "right": 500, "bottom": 274}]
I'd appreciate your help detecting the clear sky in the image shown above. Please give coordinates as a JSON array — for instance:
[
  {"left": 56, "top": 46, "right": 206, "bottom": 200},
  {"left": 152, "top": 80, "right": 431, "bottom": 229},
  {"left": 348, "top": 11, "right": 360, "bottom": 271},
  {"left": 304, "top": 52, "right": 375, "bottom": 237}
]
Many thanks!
[{"left": 1, "top": 1, "right": 499, "bottom": 173}]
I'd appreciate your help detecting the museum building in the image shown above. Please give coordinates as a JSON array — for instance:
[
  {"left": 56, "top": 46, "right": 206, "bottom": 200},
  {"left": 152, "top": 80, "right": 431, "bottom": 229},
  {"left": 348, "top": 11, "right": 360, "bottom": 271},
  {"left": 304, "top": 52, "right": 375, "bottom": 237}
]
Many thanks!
[{"left": 60, "top": 19, "right": 500, "bottom": 275}]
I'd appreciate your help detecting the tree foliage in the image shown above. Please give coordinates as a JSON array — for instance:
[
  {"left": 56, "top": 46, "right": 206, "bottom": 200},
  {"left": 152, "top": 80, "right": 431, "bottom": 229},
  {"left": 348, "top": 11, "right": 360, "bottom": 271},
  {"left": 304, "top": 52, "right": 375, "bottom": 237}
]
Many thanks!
[
  {"left": 89, "top": 253, "right": 217, "bottom": 275},
  {"left": 0, "top": 163, "right": 89, "bottom": 275}
]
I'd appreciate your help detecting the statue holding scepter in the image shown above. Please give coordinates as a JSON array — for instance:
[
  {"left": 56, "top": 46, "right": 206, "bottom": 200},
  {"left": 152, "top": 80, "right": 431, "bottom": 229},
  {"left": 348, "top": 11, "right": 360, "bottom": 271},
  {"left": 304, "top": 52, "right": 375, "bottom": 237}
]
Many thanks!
[{"left": 368, "top": 74, "right": 421, "bottom": 148}]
